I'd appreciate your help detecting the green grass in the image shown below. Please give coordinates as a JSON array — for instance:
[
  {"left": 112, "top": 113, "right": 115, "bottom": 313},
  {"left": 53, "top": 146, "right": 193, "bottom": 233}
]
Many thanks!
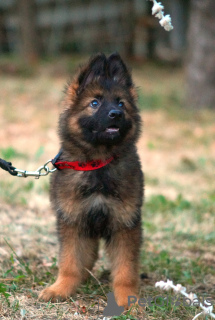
[
  {"left": 0, "top": 193, "right": 214, "bottom": 319},
  {"left": 138, "top": 91, "right": 163, "bottom": 111},
  {"left": 0, "top": 147, "right": 28, "bottom": 161},
  {"left": 0, "top": 179, "right": 49, "bottom": 205},
  {"left": 145, "top": 194, "right": 192, "bottom": 213}
]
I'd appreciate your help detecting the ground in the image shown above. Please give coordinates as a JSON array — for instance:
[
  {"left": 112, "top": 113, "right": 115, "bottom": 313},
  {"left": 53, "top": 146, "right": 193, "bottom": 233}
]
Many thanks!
[{"left": 0, "top": 57, "right": 214, "bottom": 320}]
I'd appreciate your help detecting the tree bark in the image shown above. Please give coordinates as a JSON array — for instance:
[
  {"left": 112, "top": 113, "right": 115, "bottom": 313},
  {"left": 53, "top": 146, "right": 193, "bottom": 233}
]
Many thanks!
[
  {"left": 124, "top": 0, "right": 136, "bottom": 57},
  {"left": 18, "top": 0, "right": 39, "bottom": 64},
  {"left": 186, "top": 0, "right": 215, "bottom": 109}
]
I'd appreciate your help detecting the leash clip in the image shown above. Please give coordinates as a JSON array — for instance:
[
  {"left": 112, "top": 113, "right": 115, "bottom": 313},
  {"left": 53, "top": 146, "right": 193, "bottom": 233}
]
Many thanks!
[{"left": 14, "top": 160, "right": 57, "bottom": 179}]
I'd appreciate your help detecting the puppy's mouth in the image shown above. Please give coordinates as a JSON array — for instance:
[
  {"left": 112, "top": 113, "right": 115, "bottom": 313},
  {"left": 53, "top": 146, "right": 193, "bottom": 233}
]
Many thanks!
[
  {"left": 92, "top": 126, "right": 120, "bottom": 134},
  {"left": 105, "top": 126, "right": 119, "bottom": 134}
]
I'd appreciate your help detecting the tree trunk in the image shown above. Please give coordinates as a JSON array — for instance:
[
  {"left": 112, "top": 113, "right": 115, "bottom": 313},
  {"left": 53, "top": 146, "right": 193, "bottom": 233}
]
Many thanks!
[
  {"left": 186, "top": 0, "right": 215, "bottom": 109},
  {"left": 124, "top": 0, "right": 136, "bottom": 57},
  {"left": 169, "top": 0, "right": 190, "bottom": 54},
  {"left": 18, "top": 0, "right": 39, "bottom": 64}
]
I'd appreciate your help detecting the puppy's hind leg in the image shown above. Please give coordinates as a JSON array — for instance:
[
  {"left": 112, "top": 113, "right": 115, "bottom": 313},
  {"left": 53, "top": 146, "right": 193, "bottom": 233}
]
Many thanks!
[{"left": 81, "top": 239, "right": 99, "bottom": 282}]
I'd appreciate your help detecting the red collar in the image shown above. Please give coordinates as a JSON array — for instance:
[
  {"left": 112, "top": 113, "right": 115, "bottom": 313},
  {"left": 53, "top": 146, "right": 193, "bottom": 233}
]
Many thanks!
[{"left": 52, "top": 152, "right": 115, "bottom": 171}]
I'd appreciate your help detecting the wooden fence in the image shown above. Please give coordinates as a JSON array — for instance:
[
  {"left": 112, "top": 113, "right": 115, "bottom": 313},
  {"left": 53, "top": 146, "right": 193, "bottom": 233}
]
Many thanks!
[{"left": 0, "top": 0, "right": 190, "bottom": 60}]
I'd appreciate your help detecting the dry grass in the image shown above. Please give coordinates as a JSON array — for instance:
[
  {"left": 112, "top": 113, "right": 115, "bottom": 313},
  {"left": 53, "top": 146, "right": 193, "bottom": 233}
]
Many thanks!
[{"left": 0, "top": 57, "right": 214, "bottom": 320}]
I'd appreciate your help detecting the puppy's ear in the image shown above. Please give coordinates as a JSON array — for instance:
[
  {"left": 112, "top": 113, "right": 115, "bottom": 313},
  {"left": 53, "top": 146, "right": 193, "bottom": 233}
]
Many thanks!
[
  {"left": 77, "top": 53, "right": 107, "bottom": 93},
  {"left": 107, "top": 53, "right": 133, "bottom": 87}
]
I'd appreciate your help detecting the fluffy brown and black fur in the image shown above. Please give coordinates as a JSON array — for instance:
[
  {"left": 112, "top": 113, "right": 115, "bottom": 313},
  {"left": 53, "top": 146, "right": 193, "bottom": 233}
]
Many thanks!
[{"left": 39, "top": 53, "right": 144, "bottom": 308}]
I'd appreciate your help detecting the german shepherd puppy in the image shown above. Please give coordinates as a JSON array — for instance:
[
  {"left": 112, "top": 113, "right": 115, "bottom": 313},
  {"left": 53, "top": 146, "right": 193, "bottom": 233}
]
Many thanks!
[{"left": 39, "top": 53, "right": 144, "bottom": 308}]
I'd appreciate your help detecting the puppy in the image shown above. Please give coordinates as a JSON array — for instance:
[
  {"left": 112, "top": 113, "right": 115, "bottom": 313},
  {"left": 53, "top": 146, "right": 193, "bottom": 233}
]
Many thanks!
[{"left": 39, "top": 53, "right": 144, "bottom": 308}]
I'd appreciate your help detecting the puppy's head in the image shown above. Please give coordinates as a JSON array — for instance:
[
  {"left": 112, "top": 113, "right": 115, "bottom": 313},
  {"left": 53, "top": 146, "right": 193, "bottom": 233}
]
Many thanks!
[{"left": 60, "top": 53, "right": 141, "bottom": 152}]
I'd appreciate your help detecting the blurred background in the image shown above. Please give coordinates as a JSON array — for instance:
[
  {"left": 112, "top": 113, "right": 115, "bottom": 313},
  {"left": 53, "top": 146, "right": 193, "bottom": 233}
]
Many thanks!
[
  {"left": 0, "top": 0, "right": 189, "bottom": 60},
  {"left": 0, "top": 0, "right": 214, "bottom": 109},
  {"left": 0, "top": 1, "right": 215, "bottom": 319}
]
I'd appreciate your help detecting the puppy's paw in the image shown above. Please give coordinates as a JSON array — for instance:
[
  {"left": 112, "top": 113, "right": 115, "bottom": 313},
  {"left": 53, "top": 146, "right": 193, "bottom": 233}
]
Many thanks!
[
  {"left": 114, "top": 287, "right": 140, "bottom": 309},
  {"left": 39, "top": 285, "right": 69, "bottom": 302}
]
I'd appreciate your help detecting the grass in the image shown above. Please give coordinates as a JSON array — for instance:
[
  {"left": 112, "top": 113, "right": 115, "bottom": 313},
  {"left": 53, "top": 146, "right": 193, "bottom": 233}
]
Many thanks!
[
  {"left": 0, "top": 147, "right": 28, "bottom": 161},
  {"left": 0, "top": 57, "right": 215, "bottom": 319}
]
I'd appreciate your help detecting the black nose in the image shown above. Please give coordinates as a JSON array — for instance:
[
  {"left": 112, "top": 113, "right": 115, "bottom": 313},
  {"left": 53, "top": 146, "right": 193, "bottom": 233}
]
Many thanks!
[{"left": 108, "top": 110, "right": 123, "bottom": 119}]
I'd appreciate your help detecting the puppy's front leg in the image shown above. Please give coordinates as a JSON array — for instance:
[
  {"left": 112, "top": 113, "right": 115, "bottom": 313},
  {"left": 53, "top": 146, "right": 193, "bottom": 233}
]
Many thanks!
[
  {"left": 39, "top": 220, "right": 98, "bottom": 302},
  {"left": 106, "top": 224, "right": 142, "bottom": 308}
]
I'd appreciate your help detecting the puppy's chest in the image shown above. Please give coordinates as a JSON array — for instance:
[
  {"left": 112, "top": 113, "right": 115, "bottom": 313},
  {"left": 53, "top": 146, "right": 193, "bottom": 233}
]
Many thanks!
[
  {"left": 79, "top": 168, "right": 120, "bottom": 198},
  {"left": 78, "top": 169, "right": 120, "bottom": 238}
]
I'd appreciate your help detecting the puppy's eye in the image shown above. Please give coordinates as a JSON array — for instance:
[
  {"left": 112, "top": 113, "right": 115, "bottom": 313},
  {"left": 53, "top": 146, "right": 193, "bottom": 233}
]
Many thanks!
[
  {"left": 118, "top": 101, "right": 124, "bottom": 108},
  {"left": 90, "top": 99, "right": 100, "bottom": 108}
]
